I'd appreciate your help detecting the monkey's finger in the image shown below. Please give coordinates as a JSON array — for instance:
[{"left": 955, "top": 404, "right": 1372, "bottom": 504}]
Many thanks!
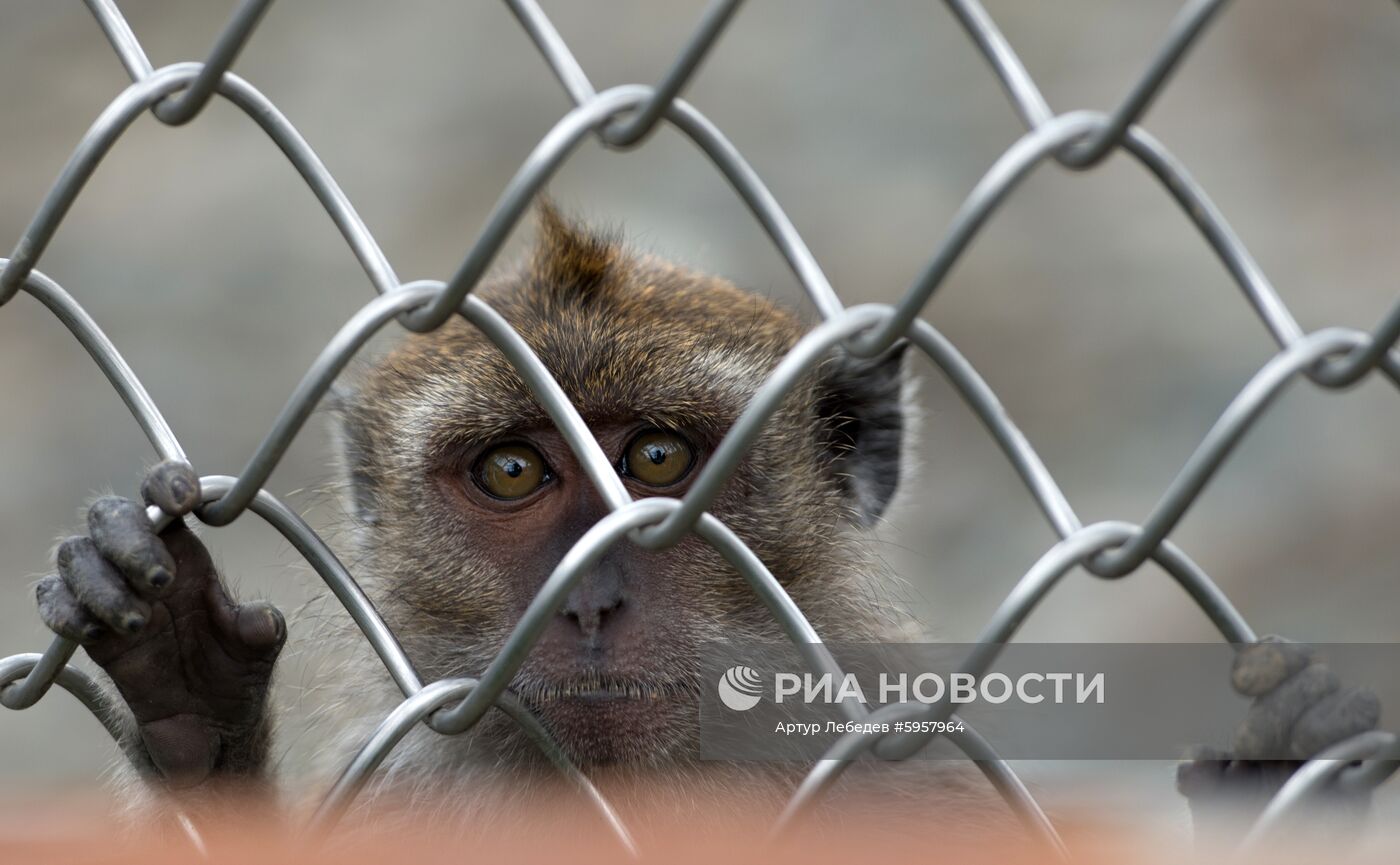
[
  {"left": 233, "top": 601, "right": 286, "bottom": 656},
  {"left": 196, "top": 551, "right": 285, "bottom": 656},
  {"left": 1232, "top": 662, "right": 1340, "bottom": 760},
  {"left": 140, "top": 460, "right": 202, "bottom": 517},
  {"left": 1289, "top": 687, "right": 1382, "bottom": 760},
  {"left": 1231, "top": 636, "right": 1314, "bottom": 697},
  {"left": 87, "top": 495, "right": 176, "bottom": 593},
  {"left": 208, "top": 593, "right": 286, "bottom": 659},
  {"left": 57, "top": 537, "right": 151, "bottom": 635},
  {"left": 35, "top": 574, "right": 105, "bottom": 644},
  {"left": 1175, "top": 746, "right": 1231, "bottom": 799}
]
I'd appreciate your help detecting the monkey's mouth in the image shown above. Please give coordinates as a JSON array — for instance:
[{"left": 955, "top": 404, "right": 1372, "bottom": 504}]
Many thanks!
[
  {"left": 514, "top": 676, "right": 691, "bottom": 705},
  {"left": 510, "top": 674, "right": 697, "bottom": 764}
]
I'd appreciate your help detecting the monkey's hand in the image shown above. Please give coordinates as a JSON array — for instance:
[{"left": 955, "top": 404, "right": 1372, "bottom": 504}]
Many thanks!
[
  {"left": 1177, "top": 637, "right": 1381, "bottom": 834},
  {"left": 34, "top": 461, "right": 285, "bottom": 790}
]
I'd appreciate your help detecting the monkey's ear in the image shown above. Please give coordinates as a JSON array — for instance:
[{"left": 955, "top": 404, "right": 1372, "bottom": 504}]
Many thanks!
[
  {"left": 816, "top": 343, "right": 910, "bottom": 526},
  {"left": 328, "top": 385, "right": 381, "bottom": 526}
]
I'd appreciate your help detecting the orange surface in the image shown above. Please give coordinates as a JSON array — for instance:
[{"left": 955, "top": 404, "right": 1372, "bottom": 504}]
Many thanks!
[{"left": 1, "top": 795, "right": 1395, "bottom": 865}]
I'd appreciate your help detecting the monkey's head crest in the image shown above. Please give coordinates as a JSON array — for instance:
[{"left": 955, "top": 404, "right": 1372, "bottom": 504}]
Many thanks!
[{"left": 529, "top": 197, "right": 621, "bottom": 300}]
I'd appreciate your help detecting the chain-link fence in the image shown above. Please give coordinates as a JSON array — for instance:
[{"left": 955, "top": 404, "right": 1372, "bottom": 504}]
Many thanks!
[{"left": 2, "top": 0, "right": 1398, "bottom": 857}]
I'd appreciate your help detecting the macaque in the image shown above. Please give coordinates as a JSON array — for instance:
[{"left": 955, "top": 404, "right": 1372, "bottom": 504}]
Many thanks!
[{"left": 34, "top": 205, "right": 1381, "bottom": 841}]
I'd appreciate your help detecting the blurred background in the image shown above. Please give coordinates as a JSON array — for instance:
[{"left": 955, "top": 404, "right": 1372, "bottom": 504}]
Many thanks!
[{"left": 1, "top": 0, "right": 1397, "bottom": 842}]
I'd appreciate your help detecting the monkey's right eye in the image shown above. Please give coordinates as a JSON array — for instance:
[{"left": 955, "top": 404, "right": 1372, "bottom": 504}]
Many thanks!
[{"left": 472, "top": 443, "right": 551, "bottom": 500}]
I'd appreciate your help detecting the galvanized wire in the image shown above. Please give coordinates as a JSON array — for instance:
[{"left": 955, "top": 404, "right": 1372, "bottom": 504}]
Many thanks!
[{"left": 2, "top": 1, "right": 1399, "bottom": 858}]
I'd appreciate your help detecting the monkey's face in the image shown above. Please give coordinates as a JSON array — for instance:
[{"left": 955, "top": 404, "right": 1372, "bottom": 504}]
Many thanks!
[
  {"left": 420, "top": 419, "right": 739, "bottom": 764},
  {"left": 340, "top": 213, "right": 907, "bottom": 767}
]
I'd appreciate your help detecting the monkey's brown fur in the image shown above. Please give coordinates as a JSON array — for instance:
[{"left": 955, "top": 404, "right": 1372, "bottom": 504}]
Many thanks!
[
  {"left": 46, "top": 206, "right": 1378, "bottom": 844},
  {"left": 68, "top": 204, "right": 1003, "bottom": 837},
  {"left": 305, "top": 205, "right": 1003, "bottom": 833}
]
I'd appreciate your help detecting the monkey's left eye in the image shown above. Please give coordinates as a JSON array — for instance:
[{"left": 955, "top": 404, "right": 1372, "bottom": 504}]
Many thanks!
[
  {"left": 473, "top": 443, "right": 551, "bottom": 500},
  {"left": 621, "top": 429, "right": 695, "bottom": 487}
]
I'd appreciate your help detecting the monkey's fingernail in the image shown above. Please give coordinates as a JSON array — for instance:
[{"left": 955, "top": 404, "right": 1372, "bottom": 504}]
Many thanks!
[
  {"left": 168, "top": 479, "right": 190, "bottom": 506},
  {"left": 122, "top": 612, "right": 147, "bottom": 633},
  {"left": 236, "top": 603, "right": 286, "bottom": 649},
  {"left": 147, "top": 567, "right": 172, "bottom": 589}
]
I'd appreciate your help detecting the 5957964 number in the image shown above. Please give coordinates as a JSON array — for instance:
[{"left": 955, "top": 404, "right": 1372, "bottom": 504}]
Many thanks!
[{"left": 892, "top": 720, "right": 964, "bottom": 734}]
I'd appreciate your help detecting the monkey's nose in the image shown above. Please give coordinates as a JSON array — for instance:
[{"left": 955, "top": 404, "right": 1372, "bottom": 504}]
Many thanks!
[{"left": 560, "top": 568, "right": 625, "bottom": 639}]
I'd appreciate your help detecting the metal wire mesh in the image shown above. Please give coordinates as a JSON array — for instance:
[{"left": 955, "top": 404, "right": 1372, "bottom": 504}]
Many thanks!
[{"left": 2, "top": 0, "right": 1398, "bottom": 857}]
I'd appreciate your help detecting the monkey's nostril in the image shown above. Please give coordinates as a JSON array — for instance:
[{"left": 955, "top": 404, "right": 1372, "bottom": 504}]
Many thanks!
[{"left": 561, "top": 583, "right": 626, "bottom": 638}]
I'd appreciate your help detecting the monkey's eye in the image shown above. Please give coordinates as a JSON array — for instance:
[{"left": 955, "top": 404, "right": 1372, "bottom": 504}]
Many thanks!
[
  {"left": 473, "top": 443, "right": 551, "bottom": 500},
  {"left": 621, "top": 429, "right": 695, "bottom": 487}
]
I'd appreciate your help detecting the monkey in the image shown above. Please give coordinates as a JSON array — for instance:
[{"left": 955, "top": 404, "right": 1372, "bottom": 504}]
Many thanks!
[{"left": 32, "top": 204, "right": 1383, "bottom": 843}]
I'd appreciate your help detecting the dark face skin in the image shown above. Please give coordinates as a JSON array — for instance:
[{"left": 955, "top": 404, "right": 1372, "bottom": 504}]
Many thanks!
[{"left": 432, "top": 421, "right": 713, "bottom": 761}]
